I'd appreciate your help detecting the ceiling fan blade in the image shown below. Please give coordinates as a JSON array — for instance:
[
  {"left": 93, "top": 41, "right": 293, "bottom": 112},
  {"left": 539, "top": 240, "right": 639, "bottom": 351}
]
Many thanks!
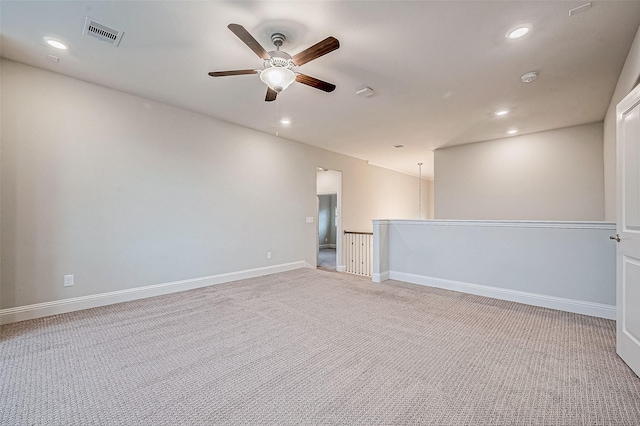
[
  {"left": 265, "top": 87, "right": 278, "bottom": 102},
  {"left": 292, "top": 36, "right": 340, "bottom": 66},
  {"left": 208, "top": 69, "right": 258, "bottom": 77},
  {"left": 228, "top": 24, "right": 270, "bottom": 60},
  {"left": 295, "top": 74, "right": 336, "bottom": 93}
]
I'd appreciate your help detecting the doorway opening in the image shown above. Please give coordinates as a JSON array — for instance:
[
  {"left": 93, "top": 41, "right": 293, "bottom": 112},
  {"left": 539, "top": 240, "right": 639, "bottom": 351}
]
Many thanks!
[
  {"left": 317, "top": 168, "right": 342, "bottom": 272},
  {"left": 318, "top": 193, "right": 337, "bottom": 271}
]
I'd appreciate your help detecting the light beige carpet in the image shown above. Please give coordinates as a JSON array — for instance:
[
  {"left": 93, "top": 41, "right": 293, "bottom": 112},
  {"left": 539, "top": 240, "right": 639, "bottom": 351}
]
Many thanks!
[{"left": 2, "top": 268, "right": 639, "bottom": 425}]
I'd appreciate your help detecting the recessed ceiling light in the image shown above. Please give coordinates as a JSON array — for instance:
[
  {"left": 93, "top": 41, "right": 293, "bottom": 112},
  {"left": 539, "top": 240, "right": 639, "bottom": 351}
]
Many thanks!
[
  {"left": 508, "top": 129, "right": 518, "bottom": 134},
  {"left": 280, "top": 119, "right": 291, "bottom": 125},
  {"left": 506, "top": 25, "right": 531, "bottom": 40},
  {"left": 356, "top": 87, "right": 374, "bottom": 97},
  {"left": 521, "top": 71, "right": 538, "bottom": 83},
  {"left": 43, "top": 37, "right": 68, "bottom": 50},
  {"left": 495, "top": 110, "right": 509, "bottom": 116}
]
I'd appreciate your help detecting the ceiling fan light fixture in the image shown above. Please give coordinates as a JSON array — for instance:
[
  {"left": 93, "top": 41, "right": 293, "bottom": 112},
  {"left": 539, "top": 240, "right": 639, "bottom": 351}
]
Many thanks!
[
  {"left": 260, "top": 67, "right": 296, "bottom": 93},
  {"left": 210, "top": 24, "right": 339, "bottom": 101}
]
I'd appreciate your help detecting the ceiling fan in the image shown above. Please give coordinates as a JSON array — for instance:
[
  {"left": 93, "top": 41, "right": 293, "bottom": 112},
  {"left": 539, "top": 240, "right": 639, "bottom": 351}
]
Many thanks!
[{"left": 209, "top": 24, "right": 340, "bottom": 102}]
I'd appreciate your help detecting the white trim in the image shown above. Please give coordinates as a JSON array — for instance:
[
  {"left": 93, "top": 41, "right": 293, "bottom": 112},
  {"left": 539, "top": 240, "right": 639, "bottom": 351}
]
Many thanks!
[
  {"left": 0, "top": 261, "right": 307, "bottom": 325},
  {"left": 372, "top": 219, "right": 615, "bottom": 230},
  {"left": 336, "top": 265, "right": 346, "bottom": 272},
  {"left": 372, "top": 272, "right": 390, "bottom": 283},
  {"left": 388, "top": 271, "right": 616, "bottom": 320},
  {"left": 319, "top": 244, "right": 336, "bottom": 249}
]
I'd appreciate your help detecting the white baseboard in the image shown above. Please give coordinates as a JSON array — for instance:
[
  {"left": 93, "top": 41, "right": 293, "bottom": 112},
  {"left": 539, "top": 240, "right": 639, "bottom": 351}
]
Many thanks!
[
  {"left": 0, "top": 261, "right": 307, "bottom": 325},
  {"left": 336, "top": 265, "right": 346, "bottom": 272},
  {"left": 319, "top": 244, "right": 336, "bottom": 249},
  {"left": 388, "top": 271, "right": 616, "bottom": 320},
  {"left": 372, "top": 271, "right": 390, "bottom": 283}
]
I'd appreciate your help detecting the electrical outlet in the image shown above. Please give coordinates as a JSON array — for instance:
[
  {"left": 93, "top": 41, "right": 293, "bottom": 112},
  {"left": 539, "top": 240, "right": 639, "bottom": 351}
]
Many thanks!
[
  {"left": 64, "top": 274, "right": 74, "bottom": 287},
  {"left": 267, "top": 252, "right": 272, "bottom": 260}
]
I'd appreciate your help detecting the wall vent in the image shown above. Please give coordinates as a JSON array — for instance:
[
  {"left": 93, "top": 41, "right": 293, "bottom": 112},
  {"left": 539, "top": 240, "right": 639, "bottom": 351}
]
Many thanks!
[{"left": 83, "top": 17, "right": 123, "bottom": 46}]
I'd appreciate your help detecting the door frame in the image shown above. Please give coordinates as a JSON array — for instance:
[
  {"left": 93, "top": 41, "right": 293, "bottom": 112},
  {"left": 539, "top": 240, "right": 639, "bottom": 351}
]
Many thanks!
[{"left": 615, "top": 82, "right": 640, "bottom": 377}]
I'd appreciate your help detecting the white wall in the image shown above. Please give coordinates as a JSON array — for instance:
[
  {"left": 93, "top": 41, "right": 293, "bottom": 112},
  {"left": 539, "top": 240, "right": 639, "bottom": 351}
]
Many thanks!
[
  {"left": 0, "top": 59, "right": 430, "bottom": 311},
  {"left": 373, "top": 220, "right": 616, "bottom": 319},
  {"left": 434, "top": 122, "right": 604, "bottom": 220},
  {"left": 427, "top": 179, "right": 434, "bottom": 219},
  {"left": 318, "top": 194, "right": 330, "bottom": 245},
  {"left": 604, "top": 26, "right": 640, "bottom": 222},
  {"left": 317, "top": 169, "right": 340, "bottom": 195},
  {"left": 317, "top": 194, "right": 336, "bottom": 246}
]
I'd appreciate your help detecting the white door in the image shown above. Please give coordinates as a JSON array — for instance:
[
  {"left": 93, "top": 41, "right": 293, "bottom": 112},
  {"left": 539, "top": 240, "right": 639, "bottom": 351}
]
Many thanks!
[
  {"left": 316, "top": 196, "right": 320, "bottom": 266},
  {"left": 616, "top": 83, "right": 640, "bottom": 377}
]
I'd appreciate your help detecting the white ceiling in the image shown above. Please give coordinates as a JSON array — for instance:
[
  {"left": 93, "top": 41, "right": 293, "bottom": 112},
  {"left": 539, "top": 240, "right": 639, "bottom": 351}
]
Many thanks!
[{"left": 2, "top": 1, "right": 640, "bottom": 178}]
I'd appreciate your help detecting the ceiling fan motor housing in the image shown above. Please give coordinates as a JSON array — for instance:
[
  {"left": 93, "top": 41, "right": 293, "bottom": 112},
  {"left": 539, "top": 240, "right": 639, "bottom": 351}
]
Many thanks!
[
  {"left": 265, "top": 50, "right": 294, "bottom": 69},
  {"left": 271, "top": 32, "right": 286, "bottom": 48}
]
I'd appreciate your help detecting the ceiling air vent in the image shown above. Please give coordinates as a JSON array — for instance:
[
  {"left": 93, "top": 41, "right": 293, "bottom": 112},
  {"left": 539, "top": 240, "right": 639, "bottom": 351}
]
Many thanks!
[{"left": 83, "top": 17, "right": 123, "bottom": 46}]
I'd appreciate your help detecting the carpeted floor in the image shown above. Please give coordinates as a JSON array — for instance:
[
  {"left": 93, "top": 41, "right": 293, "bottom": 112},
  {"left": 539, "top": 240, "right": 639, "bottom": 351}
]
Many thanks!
[
  {"left": 2, "top": 268, "right": 639, "bottom": 425},
  {"left": 317, "top": 248, "right": 336, "bottom": 272}
]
